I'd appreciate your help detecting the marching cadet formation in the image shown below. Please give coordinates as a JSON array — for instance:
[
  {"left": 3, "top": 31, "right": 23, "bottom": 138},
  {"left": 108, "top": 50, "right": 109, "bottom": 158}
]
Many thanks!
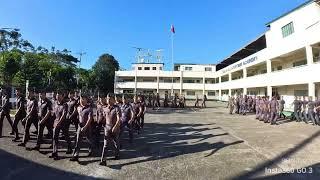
[
  {"left": 0, "top": 88, "right": 147, "bottom": 166},
  {"left": 144, "top": 93, "right": 209, "bottom": 109},
  {"left": 146, "top": 92, "right": 187, "bottom": 109},
  {"left": 227, "top": 95, "right": 320, "bottom": 126}
]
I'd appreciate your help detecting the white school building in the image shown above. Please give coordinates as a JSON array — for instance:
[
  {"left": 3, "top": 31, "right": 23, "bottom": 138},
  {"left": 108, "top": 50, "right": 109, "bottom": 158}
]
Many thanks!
[{"left": 114, "top": 0, "right": 320, "bottom": 110}]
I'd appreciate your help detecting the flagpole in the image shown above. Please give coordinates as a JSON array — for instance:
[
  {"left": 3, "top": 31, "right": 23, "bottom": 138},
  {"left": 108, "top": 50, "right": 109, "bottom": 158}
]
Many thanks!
[{"left": 171, "top": 30, "right": 174, "bottom": 96}]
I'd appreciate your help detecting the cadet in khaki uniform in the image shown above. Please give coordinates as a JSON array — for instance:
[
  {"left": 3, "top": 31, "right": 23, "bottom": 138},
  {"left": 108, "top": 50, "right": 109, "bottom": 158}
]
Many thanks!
[
  {"left": 172, "top": 94, "right": 177, "bottom": 108},
  {"left": 50, "top": 92, "right": 72, "bottom": 160},
  {"left": 201, "top": 95, "right": 207, "bottom": 108},
  {"left": 138, "top": 95, "right": 147, "bottom": 129},
  {"left": 264, "top": 96, "right": 270, "bottom": 123},
  {"left": 164, "top": 93, "right": 169, "bottom": 107},
  {"left": 100, "top": 93, "right": 121, "bottom": 166},
  {"left": 67, "top": 91, "right": 78, "bottom": 131},
  {"left": 229, "top": 96, "right": 234, "bottom": 114},
  {"left": 307, "top": 96, "right": 317, "bottom": 125},
  {"left": 119, "top": 94, "right": 134, "bottom": 144},
  {"left": 18, "top": 90, "right": 39, "bottom": 148},
  {"left": 181, "top": 95, "right": 186, "bottom": 108},
  {"left": 269, "top": 96, "right": 279, "bottom": 125},
  {"left": 235, "top": 96, "right": 240, "bottom": 114},
  {"left": 70, "top": 94, "right": 94, "bottom": 162},
  {"left": 194, "top": 95, "right": 199, "bottom": 108},
  {"left": 151, "top": 93, "right": 156, "bottom": 110},
  {"left": 278, "top": 96, "right": 286, "bottom": 119},
  {"left": 12, "top": 88, "right": 27, "bottom": 142},
  {"left": 0, "top": 91, "right": 14, "bottom": 138},
  {"left": 252, "top": 96, "right": 257, "bottom": 113},
  {"left": 255, "top": 96, "right": 260, "bottom": 120},
  {"left": 315, "top": 97, "right": 320, "bottom": 125},
  {"left": 258, "top": 97, "right": 265, "bottom": 121},
  {"left": 247, "top": 96, "right": 253, "bottom": 113},
  {"left": 95, "top": 95, "right": 106, "bottom": 147},
  {"left": 238, "top": 95, "right": 243, "bottom": 114},
  {"left": 300, "top": 96, "right": 308, "bottom": 124},
  {"left": 132, "top": 95, "right": 142, "bottom": 132},
  {"left": 31, "top": 90, "right": 54, "bottom": 151},
  {"left": 292, "top": 96, "right": 301, "bottom": 122},
  {"left": 155, "top": 93, "right": 160, "bottom": 107},
  {"left": 72, "top": 91, "right": 80, "bottom": 130},
  {"left": 115, "top": 95, "right": 123, "bottom": 107}
]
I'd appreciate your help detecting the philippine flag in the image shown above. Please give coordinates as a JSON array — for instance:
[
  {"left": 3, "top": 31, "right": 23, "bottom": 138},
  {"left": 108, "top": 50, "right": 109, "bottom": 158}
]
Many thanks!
[{"left": 171, "top": 25, "right": 175, "bottom": 34}]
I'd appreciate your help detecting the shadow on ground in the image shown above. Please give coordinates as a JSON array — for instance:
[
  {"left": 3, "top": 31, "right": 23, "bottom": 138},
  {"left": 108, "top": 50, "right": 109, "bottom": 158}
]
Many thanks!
[
  {"left": 0, "top": 149, "right": 105, "bottom": 180},
  {"left": 231, "top": 130, "right": 320, "bottom": 180},
  {"left": 1, "top": 120, "right": 243, "bottom": 177},
  {"left": 146, "top": 107, "right": 200, "bottom": 114},
  {"left": 102, "top": 122, "right": 244, "bottom": 170}
]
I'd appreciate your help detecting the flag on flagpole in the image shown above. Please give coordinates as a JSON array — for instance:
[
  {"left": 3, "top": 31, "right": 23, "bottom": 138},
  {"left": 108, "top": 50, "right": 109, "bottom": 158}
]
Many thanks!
[{"left": 171, "top": 25, "right": 175, "bottom": 34}]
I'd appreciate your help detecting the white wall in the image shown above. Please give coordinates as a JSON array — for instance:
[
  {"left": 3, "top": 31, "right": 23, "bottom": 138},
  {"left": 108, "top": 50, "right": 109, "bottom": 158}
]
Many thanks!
[{"left": 114, "top": 2, "right": 320, "bottom": 102}]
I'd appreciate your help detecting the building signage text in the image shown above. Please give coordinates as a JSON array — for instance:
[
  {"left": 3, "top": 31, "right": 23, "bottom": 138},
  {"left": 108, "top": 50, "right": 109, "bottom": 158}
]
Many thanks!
[{"left": 222, "top": 56, "right": 258, "bottom": 74}]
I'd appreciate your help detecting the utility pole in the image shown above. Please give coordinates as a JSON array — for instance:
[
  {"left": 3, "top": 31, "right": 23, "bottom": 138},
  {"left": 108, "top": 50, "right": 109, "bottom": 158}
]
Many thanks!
[{"left": 76, "top": 51, "right": 86, "bottom": 87}]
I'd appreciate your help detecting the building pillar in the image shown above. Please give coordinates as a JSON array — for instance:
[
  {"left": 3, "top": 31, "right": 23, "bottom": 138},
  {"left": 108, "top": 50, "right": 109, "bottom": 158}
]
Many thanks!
[
  {"left": 219, "top": 89, "right": 222, "bottom": 101},
  {"left": 243, "top": 87, "right": 247, "bottom": 95},
  {"left": 156, "top": 76, "right": 159, "bottom": 93},
  {"left": 180, "top": 71, "right": 183, "bottom": 95},
  {"left": 267, "top": 86, "right": 272, "bottom": 97},
  {"left": 134, "top": 67, "right": 138, "bottom": 94},
  {"left": 229, "top": 89, "right": 232, "bottom": 96},
  {"left": 267, "top": 59, "right": 272, "bottom": 73},
  {"left": 219, "top": 76, "right": 221, "bottom": 83},
  {"left": 306, "top": 45, "right": 314, "bottom": 65},
  {"left": 228, "top": 73, "right": 232, "bottom": 81},
  {"left": 308, "top": 82, "right": 315, "bottom": 99},
  {"left": 113, "top": 75, "right": 117, "bottom": 93},
  {"left": 134, "top": 76, "right": 137, "bottom": 94},
  {"left": 243, "top": 68, "right": 247, "bottom": 78},
  {"left": 203, "top": 75, "right": 205, "bottom": 95}
]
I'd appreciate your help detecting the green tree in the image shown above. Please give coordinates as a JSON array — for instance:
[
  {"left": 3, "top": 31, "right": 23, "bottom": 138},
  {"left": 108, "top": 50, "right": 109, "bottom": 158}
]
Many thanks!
[
  {"left": 0, "top": 29, "right": 34, "bottom": 51},
  {"left": 52, "top": 66, "right": 77, "bottom": 90},
  {"left": 0, "top": 50, "right": 22, "bottom": 87},
  {"left": 77, "top": 68, "right": 95, "bottom": 91},
  {"left": 92, "top": 54, "right": 119, "bottom": 93}
]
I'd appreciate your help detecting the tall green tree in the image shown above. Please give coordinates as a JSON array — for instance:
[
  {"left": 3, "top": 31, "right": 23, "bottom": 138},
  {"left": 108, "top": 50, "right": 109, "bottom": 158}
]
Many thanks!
[
  {"left": 0, "top": 50, "right": 22, "bottom": 87},
  {"left": 92, "top": 54, "right": 119, "bottom": 93},
  {"left": 77, "top": 68, "right": 96, "bottom": 91}
]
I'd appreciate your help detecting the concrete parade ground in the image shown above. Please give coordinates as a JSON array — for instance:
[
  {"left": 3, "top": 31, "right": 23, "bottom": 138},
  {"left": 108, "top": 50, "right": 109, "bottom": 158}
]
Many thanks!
[{"left": 1, "top": 101, "right": 320, "bottom": 180}]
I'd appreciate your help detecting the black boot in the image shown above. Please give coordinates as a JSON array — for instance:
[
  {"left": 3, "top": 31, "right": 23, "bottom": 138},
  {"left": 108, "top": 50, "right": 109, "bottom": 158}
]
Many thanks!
[
  {"left": 17, "top": 143, "right": 26, "bottom": 147},
  {"left": 99, "top": 160, "right": 107, "bottom": 166},
  {"left": 70, "top": 155, "right": 79, "bottom": 162}
]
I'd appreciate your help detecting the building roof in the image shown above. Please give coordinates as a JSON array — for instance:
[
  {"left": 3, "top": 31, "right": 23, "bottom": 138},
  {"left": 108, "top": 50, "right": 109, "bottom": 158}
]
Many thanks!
[
  {"left": 174, "top": 63, "right": 216, "bottom": 66},
  {"left": 216, "top": 34, "right": 267, "bottom": 71},
  {"left": 265, "top": 0, "right": 314, "bottom": 26},
  {"left": 132, "top": 62, "right": 164, "bottom": 65}
]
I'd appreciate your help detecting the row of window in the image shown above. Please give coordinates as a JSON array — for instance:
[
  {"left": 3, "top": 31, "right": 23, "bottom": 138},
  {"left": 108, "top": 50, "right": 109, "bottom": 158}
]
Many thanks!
[
  {"left": 137, "top": 67, "right": 162, "bottom": 70},
  {"left": 186, "top": 91, "right": 216, "bottom": 96},
  {"left": 184, "top": 67, "right": 213, "bottom": 71}
]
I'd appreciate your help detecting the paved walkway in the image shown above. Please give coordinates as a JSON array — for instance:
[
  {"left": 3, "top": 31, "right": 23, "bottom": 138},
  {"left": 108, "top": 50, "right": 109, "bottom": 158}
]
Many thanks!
[{"left": 0, "top": 101, "right": 319, "bottom": 179}]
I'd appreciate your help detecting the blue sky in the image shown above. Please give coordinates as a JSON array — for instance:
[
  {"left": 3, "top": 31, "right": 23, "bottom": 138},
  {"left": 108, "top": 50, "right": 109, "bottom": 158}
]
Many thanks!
[{"left": 0, "top": 0, "right": 307, "bottom": 70}]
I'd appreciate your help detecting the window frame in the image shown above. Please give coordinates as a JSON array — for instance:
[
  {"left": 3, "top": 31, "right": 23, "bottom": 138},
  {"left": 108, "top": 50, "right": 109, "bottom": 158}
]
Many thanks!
[
  {"left": 205, "top": 67, "right": 212, "bottom": 71},
  {"left": 281, "top": 22, "right": 294, "bottom": 38},
  {"left": 186, "top": 91, "right": 196, "bottom": 96}
]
